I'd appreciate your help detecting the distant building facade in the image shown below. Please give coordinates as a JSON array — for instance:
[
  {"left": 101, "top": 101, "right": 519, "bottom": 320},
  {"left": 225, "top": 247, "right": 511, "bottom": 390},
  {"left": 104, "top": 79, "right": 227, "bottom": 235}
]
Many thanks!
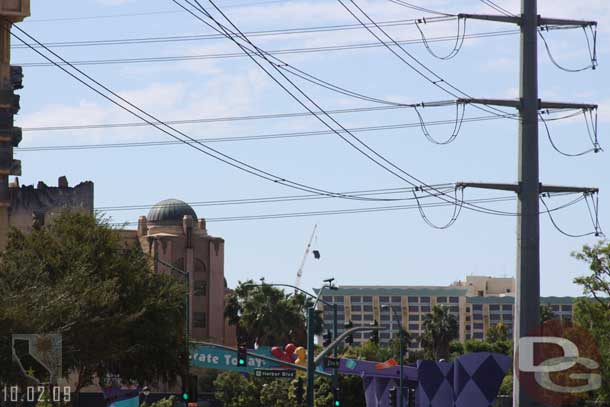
[
  {"left": 2, "top": 176, "right": 94, "bottom": 236},
  {"left": 121, "top": 199, "right": 236, "bottom": 347},
  {"left": 316, "top": 275, "right": 574, "bottom": 348}
]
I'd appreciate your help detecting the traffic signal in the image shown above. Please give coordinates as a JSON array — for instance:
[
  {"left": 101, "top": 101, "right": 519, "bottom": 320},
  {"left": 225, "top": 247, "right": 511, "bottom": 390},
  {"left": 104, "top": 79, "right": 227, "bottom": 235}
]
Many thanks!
[
  {"left": 237, "top": 344, "right": 248, "bottom": 367},
  {"left": 322, "top": 329, "right": 332, "bottom": 347},
  {"left": 294, "top": 377, "right": 304, "bottom": 404},
  {"left": 181, "top": 374, "right": 198, "bottom": 403},
  {"left": 333, "top": 386, "right": 342, "bottom": 406},
  {"left": 344, "top": 320, "right": 354, "bottom": 346},
  {"left": 370, "top": 320, "right": 379, "bottom": 344},
  {"left": 408, "top": 385, "right": 416, "bottom": 406},
  {"left": 388, "top": 386, "right": 397, "bottom": 406}
]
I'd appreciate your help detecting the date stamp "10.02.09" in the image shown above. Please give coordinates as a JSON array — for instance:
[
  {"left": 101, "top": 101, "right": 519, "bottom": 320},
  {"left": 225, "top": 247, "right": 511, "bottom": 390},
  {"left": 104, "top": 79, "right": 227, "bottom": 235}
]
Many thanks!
[{"left": 1, "top": 386, "right": 71, "bottom": 403}]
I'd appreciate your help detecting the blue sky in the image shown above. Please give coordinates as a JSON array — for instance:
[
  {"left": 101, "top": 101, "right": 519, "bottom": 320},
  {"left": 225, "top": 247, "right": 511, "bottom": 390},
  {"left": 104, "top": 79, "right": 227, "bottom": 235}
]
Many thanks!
[{"left": 13, "top": 0, "right": 609, "bottom": 296}]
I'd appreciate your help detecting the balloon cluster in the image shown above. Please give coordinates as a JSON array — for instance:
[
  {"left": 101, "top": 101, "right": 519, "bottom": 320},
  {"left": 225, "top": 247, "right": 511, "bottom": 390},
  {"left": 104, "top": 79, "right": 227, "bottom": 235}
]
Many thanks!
[{"left": 270, "top": 343, "right": 307, "bottom": 367}]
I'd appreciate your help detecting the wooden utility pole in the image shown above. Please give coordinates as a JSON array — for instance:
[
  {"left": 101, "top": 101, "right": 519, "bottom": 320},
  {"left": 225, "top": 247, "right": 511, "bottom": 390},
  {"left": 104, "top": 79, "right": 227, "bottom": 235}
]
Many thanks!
[{"left": 0, "top": 0, "right": 29, "bottom": 250}]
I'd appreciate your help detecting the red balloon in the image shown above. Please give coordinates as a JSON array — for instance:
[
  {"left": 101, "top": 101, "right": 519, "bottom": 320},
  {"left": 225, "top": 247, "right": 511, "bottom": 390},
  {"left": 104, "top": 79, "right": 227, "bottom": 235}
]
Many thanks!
[
  {"left": 285, "top": 343, "right": 296, "bottom": 355},
  {"left": 271, "top": 347, "right": 283, "bottom": 359}
]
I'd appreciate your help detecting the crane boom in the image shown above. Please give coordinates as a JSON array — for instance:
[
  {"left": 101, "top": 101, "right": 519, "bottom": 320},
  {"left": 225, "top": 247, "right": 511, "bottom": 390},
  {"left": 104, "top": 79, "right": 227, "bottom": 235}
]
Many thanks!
[{"left": 295, "top": 224, "right": 317, "bottom": 288}]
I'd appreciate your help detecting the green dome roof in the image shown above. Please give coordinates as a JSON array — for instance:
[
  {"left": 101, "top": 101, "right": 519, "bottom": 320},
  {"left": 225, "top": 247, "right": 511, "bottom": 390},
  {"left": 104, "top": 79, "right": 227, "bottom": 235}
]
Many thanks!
[{"left": 148, "top": 199, "right": 197, "bottom": 224}]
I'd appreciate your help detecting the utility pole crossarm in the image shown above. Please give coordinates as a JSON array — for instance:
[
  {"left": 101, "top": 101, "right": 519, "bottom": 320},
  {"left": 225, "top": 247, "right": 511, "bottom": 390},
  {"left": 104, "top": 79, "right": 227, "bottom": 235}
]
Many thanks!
[
  {"left": 539, "top": 101, "right": 597, "bottom": 110},
  {"left": 458, "top": 13, "right": 521, "bottom": 25},
  {"left": 540, "top": 185, "right": 599, "bottom": 194},
  {"left": 539, "top": 17, "right": 597, "bottom": 27},
  {"left": 456, "top": 182, "right": 520, "bottom": 192}
]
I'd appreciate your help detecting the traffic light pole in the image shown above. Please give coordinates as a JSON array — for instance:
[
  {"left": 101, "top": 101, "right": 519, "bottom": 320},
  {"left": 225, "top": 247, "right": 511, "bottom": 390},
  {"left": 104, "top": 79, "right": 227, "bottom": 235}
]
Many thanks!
[
  {"left": 332, "top": 304, "right": 338, "bottom": 401},
  {"left": 306, "top": 307, "right": 315, "bottom": 407},
  {"left": 399, "top": 327, "right": 404, "bottom": 407}
]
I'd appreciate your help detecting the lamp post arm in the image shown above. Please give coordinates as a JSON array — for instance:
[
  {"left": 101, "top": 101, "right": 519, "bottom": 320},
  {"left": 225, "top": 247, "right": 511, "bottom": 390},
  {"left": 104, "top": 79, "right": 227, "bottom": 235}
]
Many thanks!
[
  {"left": 244, "top": 283, "right": 333, "bottom": 307},
  {"left": 314, "top": 326, "right": 384, "bottom": 365}
]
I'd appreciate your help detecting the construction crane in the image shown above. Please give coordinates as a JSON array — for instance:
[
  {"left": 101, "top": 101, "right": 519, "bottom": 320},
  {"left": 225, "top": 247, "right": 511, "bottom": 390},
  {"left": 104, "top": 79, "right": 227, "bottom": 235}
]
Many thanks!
[{"left": 295, "top": 224, "right": 318, "bottom": 289}]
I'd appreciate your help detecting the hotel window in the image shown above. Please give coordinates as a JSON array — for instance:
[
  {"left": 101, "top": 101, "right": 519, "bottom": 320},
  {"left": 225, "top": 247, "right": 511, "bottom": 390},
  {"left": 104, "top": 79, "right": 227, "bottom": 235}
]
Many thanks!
[
  {"left": 474, "top": 323, "right": 484, "bottom": 330},
  {"left": 489, "top": 304, "right": 500, "bottom": 311},
  {"left": 502, "top": 304, "right": 513, "bottom": 311},
  {"left": 562, "top": 304, "right": 573, "bottom": 312},
  {"left": 408, "top": 296, "right": 418, "bottom": 303},
  {"left": 391, "top": 296, "right": 402, "bottom": 303},
  {"left": 450, "top": 306, "right": 459, "bottom": 313},
  {"left": 474, "top": 332, "right": 484, "bottom": 339},
  {"left": 473, "top": 313, "right": 483, "bottom": 321},
  {"left": 490, "top": 314, "right": 501, "bottom": 321},
  {"left": 409, "top": 324, "right": 419, "bottom": 331},
  {"left": 363, "top": 305, "right": 373, "bottom": 312},
  {"left": 473, "top": 304, "right": 483, "bottom": 311},
  {"left": 421, "top": 306, "right": 431, "bottom": 313},
  {"left": 437, "top": 297, "right": 447, "bottom": 303},
  {"left": 450, "top": 296, "right": 460, "bottom": 303},
  {"left": 420, "top": 297, "right": 431, "bottom": 303},
  {"left": 381, "top": 332, "right": 391, "bottom": 339},
  {"left": 409, "top": 306, "right": 419, "bottom": 312},
  {"left": 551, "top": 305, "right": 560, "bottom": 311},
  {"left": 351, "top": 305, "right": 361, "bottom": 312},
  {"left": 193, "top": 312, "right": 207, "bottom": 328},
  {"left": 409, "top": 315, "right": 419, "bottom": 321},
  {"left": 352, "top": 314, "right": 362, "bottom": 321},
  {"left": 322, "top": 296, "right": 332, "bottom": 302},
  {"left": 504, "top": 314, "right": 513, "bottom": 321},
  {"left": 351, "top": 296, "right": 362, "bottom": 303},
  {"left": 334, "top": 296, "right": 344, "bottom": 303},
  {"left": 381, "top": 314, "right": 390, "bottom": 321},
  {"left": 466, "top": 316, "right": 471, "bottom": 322},
  {"left": 379, "top": 296, "right": 389, "bottom": 303},
  {"left": 363, "top": 314, "right": 374, "bottom": 321},
  {"left": 363, "top": 296, "right": 373, "bottom": 303}
]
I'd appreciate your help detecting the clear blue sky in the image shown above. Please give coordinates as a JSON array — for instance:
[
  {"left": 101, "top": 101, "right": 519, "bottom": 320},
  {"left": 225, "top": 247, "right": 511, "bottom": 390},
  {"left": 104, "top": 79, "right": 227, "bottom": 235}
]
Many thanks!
[{"left": 13, "top": 0, "right": 609, "bottom": 296}]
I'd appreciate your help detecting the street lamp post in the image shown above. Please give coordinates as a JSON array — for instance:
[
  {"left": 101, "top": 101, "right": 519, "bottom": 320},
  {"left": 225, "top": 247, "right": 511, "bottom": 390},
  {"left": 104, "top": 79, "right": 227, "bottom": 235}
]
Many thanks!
[
  {"left": 155, "top": 258, "right": 190, "bottom": 397},
  {"left": 383, "top": 305, "right": 404, "bottom": 407},
  {"left": 245, "top": 280, "right": 337, "bottom": 407}
]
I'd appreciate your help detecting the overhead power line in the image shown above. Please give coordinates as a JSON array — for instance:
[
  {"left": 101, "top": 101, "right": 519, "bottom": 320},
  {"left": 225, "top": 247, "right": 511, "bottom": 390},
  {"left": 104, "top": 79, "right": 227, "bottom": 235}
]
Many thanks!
[
  {"left": 176, "top": 0, "right": 521, "bottom": 222},
  {"left": 15, "top": 29, "right": 522, "bottom": 68},
  {"left": 11, "top": 26, "right": 411, "bottom": 203},
  {"left": 16, "top": 114, "right": 504, "bottom": 153},
  {"left": 13, "top": 17, "right": 455, "bottom": 49},
  {"left": 106, "top": 192, "right": 588, "bottom": 226}
]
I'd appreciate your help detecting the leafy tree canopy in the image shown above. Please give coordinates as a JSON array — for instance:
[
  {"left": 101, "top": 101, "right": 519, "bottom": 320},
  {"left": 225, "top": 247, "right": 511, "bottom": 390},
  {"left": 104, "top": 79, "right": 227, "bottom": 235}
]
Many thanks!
[{"left": 0, "top": 212, "right": 186, "bottom": 391}]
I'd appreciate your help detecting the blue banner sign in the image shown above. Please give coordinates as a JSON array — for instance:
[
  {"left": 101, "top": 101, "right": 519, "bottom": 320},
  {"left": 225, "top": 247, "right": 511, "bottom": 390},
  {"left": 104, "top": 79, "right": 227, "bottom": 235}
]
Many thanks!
[{"left": 190, "top": 345, "right": 283, "bottom": 372}]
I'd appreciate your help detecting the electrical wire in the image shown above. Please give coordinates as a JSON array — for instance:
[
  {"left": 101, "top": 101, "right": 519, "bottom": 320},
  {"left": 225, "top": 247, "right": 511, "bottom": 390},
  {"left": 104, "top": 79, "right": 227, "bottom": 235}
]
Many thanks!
[
  {"left": 540, "top": 194, "right": 601, "bottom": 238},
  {"left": 16, "top": 114, "right": 504, "bottom": 153},
  {"left": 386, "top": 0, "right": 454, "bottom": 17},
  {"left": 10, "top": 25, "right": 410, "bottom": 203},
  {"left": 539, "top": 25, "right": 598, "bottom": 72},
  {"left": 105, "top": 192, "right": 587, "bottom": 225},
  {"left": 97, "top": 184, "right": 456, "bottom": 212},
  {"left": 412, "top": 186, "right": 464, "bottom": 229},
  {"left": 335, "top": 0, "right": 519, "bottom": 121},
  {"left": 13, "top": 17, "right": 455, "bottom": 49},
  {"left": 415, "top": 16, "right": 467, "bottom": 60},
  {"left": 15, "top": 29, "right": 523, "bottom": 68},
  {"left": 478, "top": 0, "right": 516, "bottom": 17},
  {"left": 413, "top": 102, "right": 466, "bottom": 145},
  {"left": 539, "top": 109, "right": 601, "bottom": 157},
  {"left": 178, "top": 0, "right": 518, "bottom": 220}
]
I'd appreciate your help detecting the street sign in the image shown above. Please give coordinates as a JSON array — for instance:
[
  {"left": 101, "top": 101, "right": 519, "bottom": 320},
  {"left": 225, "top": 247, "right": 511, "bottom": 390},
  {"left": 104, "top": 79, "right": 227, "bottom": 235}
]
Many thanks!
[
  {"left": 254, "top": 369, "right": 296, "bottom": 379},
  {"left": 325, "top": 357, "right": 341, "bottom": 369}
]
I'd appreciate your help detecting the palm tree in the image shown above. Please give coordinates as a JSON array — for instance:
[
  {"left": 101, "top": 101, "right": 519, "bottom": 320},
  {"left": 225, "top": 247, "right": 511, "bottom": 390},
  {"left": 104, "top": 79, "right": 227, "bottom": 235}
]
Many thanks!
[{"left": 421, "top": 305, "right": 459, "bottom": 361}]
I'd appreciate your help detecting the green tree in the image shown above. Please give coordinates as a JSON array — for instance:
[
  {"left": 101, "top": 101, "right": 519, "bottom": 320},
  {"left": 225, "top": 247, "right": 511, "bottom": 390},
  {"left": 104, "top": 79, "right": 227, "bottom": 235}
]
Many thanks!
[
  {"left": 486, "top": 322, "right": 509, "bottom": 343},
  {"left": 260, "top": 379, "right": 296, "bottom": 407},
  {"left": 224, "top": 281, "right": 322, "bottom": 347},
  {"left": 0, "top": 212, "right": 186, "bottom": 396},
  {"left": 572, "top": 240, "right": 610, "bottom": 402},
  {"left": 421, "top": 305, "right": 459, "bottom": 360},
  {"left": 213, "top": 372, "right": 259, "bottom": 407}
]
